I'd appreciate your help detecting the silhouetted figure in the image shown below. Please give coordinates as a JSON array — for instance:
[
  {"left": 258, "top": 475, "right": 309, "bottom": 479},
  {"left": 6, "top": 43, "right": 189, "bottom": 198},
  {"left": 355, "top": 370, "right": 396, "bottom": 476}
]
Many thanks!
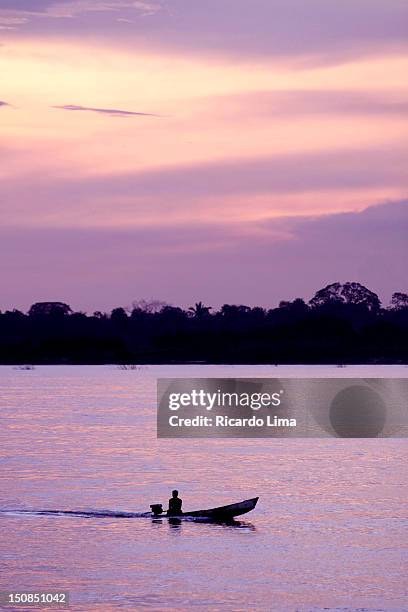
[{"left": 168, "top": 490, "right": 182, "bottom": 515}]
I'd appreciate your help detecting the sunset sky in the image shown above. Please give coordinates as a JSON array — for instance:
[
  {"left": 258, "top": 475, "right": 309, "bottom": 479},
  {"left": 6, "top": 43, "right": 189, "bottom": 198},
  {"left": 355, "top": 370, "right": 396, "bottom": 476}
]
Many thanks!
[{"left": 1, "top": 0, "right": 407, "bottom": 311}]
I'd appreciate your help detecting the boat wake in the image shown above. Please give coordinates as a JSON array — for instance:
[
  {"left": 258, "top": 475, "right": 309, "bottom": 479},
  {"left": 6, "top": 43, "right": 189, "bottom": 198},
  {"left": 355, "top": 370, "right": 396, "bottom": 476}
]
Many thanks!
[
  {"left": 0, "top": 509, "right": 149, "bottom": 519},
  {"left": 0, "top": 509, "right": 255, "bottom": 528}
]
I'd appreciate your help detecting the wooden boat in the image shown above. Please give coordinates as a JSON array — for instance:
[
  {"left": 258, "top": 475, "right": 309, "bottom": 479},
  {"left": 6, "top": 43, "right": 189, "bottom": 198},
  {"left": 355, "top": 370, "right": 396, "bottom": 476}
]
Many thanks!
[{"left": 157, "top": 497, "right": 259, "bottom": 520}]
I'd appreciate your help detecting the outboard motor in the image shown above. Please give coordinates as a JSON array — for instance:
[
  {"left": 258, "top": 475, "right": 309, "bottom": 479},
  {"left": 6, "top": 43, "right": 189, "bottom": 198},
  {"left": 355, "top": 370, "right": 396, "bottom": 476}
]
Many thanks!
[{"left": 150, "top": 503, "right": 164, "bottom": 516}]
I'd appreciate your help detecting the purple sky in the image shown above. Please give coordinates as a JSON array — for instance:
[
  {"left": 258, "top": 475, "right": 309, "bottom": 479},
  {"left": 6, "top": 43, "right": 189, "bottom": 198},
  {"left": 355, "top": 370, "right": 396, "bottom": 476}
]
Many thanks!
[{"left": 1, "top": 1, "right": 407, "bottom": 312}]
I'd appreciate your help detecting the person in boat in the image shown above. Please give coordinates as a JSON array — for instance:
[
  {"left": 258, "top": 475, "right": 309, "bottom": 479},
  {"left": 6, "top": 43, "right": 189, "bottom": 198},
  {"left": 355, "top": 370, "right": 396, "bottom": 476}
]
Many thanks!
[{"left": 167, "top": 490, "right": 182, "bottom": 515}]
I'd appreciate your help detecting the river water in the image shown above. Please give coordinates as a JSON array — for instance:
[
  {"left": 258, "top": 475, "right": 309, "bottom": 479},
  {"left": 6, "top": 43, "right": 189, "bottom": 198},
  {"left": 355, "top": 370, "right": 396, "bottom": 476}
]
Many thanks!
[{"left": 0, "top": 365, "right": 407, "bottom": 611}]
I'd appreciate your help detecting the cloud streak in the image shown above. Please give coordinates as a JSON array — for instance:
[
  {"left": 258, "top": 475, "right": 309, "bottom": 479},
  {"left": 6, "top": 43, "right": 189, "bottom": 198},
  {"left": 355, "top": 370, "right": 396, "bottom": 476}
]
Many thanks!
[
  {"left": 213, "top": 89, "right": 408, "bottom": 119},
  {"left": 1, "top": 1, "right": 407, "bottom": 66},
  {"left": 0, "top": 1, "right": 160, "bottom": 20},
  {"left": 0, "top": 100, "right": 10, "bottom": 107},
  {"left": 1, "top": 146, "right": 406, "bottom": 229},
  {"left": 52, "top": 104, "right": 159, "bottom": 117},
  {"left": 0, "top": 201, "right": 406, "bottom": 311},
  {"left": 50, "top": 147, "right": 407, "bottom": 198}
]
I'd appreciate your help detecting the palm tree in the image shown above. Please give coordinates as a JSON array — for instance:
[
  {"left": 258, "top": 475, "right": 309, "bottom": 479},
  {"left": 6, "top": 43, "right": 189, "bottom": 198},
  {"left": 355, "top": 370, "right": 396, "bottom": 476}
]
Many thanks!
[{"left": 188, "top": 301, "right": 212, "bottom": 318}]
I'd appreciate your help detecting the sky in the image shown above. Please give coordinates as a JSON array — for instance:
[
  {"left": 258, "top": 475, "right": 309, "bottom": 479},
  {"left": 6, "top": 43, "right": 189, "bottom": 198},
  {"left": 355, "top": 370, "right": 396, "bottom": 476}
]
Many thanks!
[{"left": 1, "top": 0, "right": 407, "bottom": 312}]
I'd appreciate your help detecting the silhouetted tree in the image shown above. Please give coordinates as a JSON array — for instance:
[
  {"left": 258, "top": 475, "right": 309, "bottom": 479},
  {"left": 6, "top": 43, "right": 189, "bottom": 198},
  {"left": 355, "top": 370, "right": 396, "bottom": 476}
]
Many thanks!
[
  {"left": 160, "top": 305, "right": 187, "bottom": 321},
  {"left": 188, "top": 302, "right": 212, "bottom": 318},
  {"left": 309, "top": 283, "right": 344, "bottom": 308},
  {"left": 110, "top": 307, "right": 128, "bottom": 323},
  {"left": 309, "top": 282, "right": 380, "bottom": 312},
  {"left": 250, "top": 307, "right": 266, "bottom": 319},
  {"left": 93, "top": 311, "right": 107, "bottom": 319},
  {"left": 2, "top": 309, "right": 25, "bottom": 321},
  {"left": 279, "top": 298, "right": 309, "bottom": 314},
  {"left": 28, "top": 302, "right": 72, "bottom": 317},
  {"left": 341, "top": 282, "right": 381, "bottom": 312},
  {"left": 390, "top": 292, "right": 408, "bottom": 310},
  {"left": 132, "top": 299, "right": 167, "bottom": 314},
  {"left": 220, "top": 304, "right": 250, "bottom": 318}
]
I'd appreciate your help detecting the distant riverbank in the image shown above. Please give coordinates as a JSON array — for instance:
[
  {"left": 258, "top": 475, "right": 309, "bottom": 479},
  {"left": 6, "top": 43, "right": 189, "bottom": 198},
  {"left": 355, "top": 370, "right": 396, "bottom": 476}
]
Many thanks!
[{"left": 2, "top": 283, "right": 407, "bottom": 364}]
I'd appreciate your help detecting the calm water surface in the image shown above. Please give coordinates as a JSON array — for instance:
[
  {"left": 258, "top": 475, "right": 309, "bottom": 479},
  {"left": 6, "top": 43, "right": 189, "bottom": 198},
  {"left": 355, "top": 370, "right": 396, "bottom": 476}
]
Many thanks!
[{"left": 0, "top": 365, "right": 407, "bottom": 611}]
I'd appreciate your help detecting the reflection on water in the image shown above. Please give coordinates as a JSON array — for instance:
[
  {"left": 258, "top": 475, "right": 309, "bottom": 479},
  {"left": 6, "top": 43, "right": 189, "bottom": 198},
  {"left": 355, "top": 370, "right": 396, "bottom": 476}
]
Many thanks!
[
  {"left": 0, "top": 365, "right": 407, "bottom": 611},
  {"left": 0, "top": 510, "right": 256, "bottom": 531}
]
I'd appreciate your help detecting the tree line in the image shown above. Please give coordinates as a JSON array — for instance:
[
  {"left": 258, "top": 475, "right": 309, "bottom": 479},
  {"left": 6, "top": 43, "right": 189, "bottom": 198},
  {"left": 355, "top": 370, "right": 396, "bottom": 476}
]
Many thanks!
[{"left": 1, "top": 282, "right": 408, "bottom": 364}]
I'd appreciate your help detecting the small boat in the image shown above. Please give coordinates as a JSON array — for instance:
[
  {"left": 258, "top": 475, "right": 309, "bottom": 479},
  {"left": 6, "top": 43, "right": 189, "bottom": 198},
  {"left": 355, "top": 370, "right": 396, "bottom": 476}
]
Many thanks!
[
  {"left": 1, "top": 498, "right": 259, "bottom": 522},
  {"left": 150, "top": 497, "right": 259, "bottom": 520}
]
